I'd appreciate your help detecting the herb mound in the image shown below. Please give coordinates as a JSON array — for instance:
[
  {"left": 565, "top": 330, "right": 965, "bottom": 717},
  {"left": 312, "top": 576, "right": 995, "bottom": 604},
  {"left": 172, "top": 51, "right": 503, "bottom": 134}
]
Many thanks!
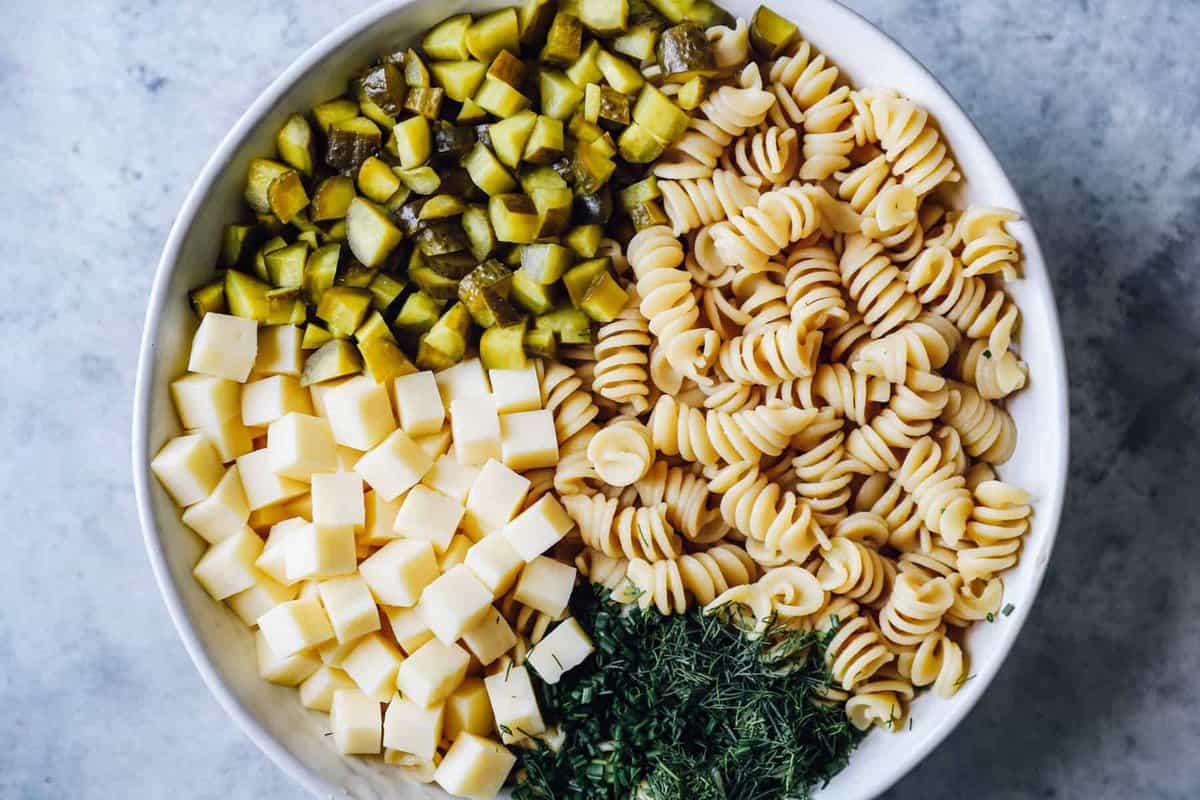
[{"left": 514, "top": 586, "right": 861, "bottom": 800}]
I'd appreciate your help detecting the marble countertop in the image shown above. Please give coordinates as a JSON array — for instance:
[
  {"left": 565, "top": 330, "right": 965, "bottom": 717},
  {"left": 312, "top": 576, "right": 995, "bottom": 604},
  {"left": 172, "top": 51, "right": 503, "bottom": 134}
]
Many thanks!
[{"left": 2, "top": 0, "right": 1196, "bottom": 797}]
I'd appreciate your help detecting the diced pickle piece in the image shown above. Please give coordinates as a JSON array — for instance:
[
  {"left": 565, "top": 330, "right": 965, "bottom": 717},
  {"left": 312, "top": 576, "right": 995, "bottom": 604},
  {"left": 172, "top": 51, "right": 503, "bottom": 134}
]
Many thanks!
[
  {"left": 402, "top": 48, "right": 431, "bottom": 87},
  {"left": 337, "top": 258, "right": 378, "bottom": 289},
  {"left": 656, "top": 21, "right": 718, "bottom": 83},
  {"left": 245, "top": 158, "right": 292, "bottom": 215},
  {"left": 474, "top": 76, "right": 532, "bottom": 118},
  {"left": 404, "top": 87, "right": 444, "bottom": 119},
  {"left": 226, "top": 270, "right": 272, "bottom": 322},
  {"left": 618, "top": 175, "right": 661, "bottom": 212},
  {"left": 584, "top": 83, "right": 631, "bottom": 128},
  {"left": 510, "top": 270, "right": 557, "bottom": 315},
  {"left": 220, "top": 224, "right": 262, "bottom": 269},
  {"left": 459, "top": 260, "right": 518, "bottom": 328},
  {"left": 302, "top": 340, "right": 364, "bottom": 386},
  {"left": 424, "top": 303, "right": 472, "bottom": 361},
  {"left": 456, "top": 98, "right": 489, "bottom": 124},
  {"left": 394, "top": 292, "right": 444, "bottom": 337},
  {"left": 426, "top": 251, "right": 477, "bottom": 280},
  {"left": 580, "top": 0, "right": 629, "bottom": 36},
  {"left": 302, "top": 323, "right": 333, "bottom": 350},
  {"left": 523, "top": 328, "right": 557, "bottom": 358},
  {"left": 430, "top": 60, "right": 488, "bottom": 103},
  {"left": 432, "top": 122, "right": 477, "bottom": 162},
  {"left": 359, "top": 337, "right": 417, "bottom": 384},
  {"left": 614, "top": 23, "right": 661, "bottom": 62},
  {"left": 565, "top": 40, "right": 603, "bottom": 87},
  {"left": 520, "top": 243, "right": 574, "bottom": 284},
  {"left": 265, "top": 242, "right": 309, "bottom": 288},
  {"left": 519, "top": 166, "right": 569, "bottom": 192},
  {"left": 357, "top": 62, "right": 408, "bottom": 121},
  {"left": 304, "top": 243, "right": 340, "bottom": 305},
  {"left": 466, "top": 8, "right": 521, "bottom": 63},
  {"left": 419, "top": 194, "right": 468, "bottom": 221},
  {"left": 488, "top": 194, "right": 540, "bottom": 244},
  {"left": 317, "top": 286, "right": 374, "bottom": 339},
  {"left": 563, "top": 257, "right": 612, "bottom": 306},
  {"left": 368, "top": 272, "right": 406, "bottom": 312},
  {"left": 538, "top": 70, "right": 584, "bottom": 120},
  {"left": 357, "top": 156, "right": 402, "bottom": 203},
  {"left": 397, "top": 166, "right": 441, "bottom": 195},
  {"left": 629, "top": 198, "right": 670, "bottom": 230},
  {"left": 580, "top": 271, "right": 629, "bottom": 322},
  {"left": 519, "top": 0, "right": 557, "bottom": 44},
  {"left": 277, "top": 113, "right": 316, "bottom": 176},
  {"left": 462, "top": 205, "right": 497, "bottom": 261},
  {"left": 633, "top": 84, "right": 689, "bottom": 143},
  {"left": 480, "top": 323, "right": 529, "bottom": 370},
  {"left": 572, "top": 185, "right": 613, "bottom": 224},
  {"left": 189, "top": 278, "right": 227, "bottom": 317},
  {"left": 346, "top": 197, "right": 403, "bottom": 267},
  {"left": 597, "top": 50, "right": 645, "bottom": 94},
  {"left": 422, "top": 14, "right": 473, "bottom": 61},
  {"left": 535, "top": 306, "right": 592, "bottom": 344},
  {"left": 564, "top": 224, "right": 602, "bottom": 257},
  {"left": 750, "top": 4, "right": 799, "bottom": 60},
  {"left": 462, "top": 143, "right": 517, "bottom": 196},
  {"left": 311, "top": 176, "right": 356, "bottom": 221},
  {"left": 541, "top": 12, "right": 583, "bottom": 65},
  {"left": 409, "top": 265, "right": 462, "bottom": 301},
  {"left": 523, "top": 116, "right": 565, "bottom": 164},
  {"left": 618, "top": 121, "right": 666, "bottom": 162},
  {"left": 489, "top": 110, "right": 539, "bottom": 169},
  {"left": 676, "top": 75, "right": 708, "bottom": 110},
  {"left": 393, "top": 115, "right": 432, "bottom": 169},
  {"left": 487, "top": 49, "right": 527, "bottom": 89},
  {"left": 313, "top": 98, "right": 359, "bottom": 134},
  {"left": 327, "top": 117, "right": 383, "bottom": 174},
  {"left": 530, "top": 186, "right": 573, "bottom": 236}
]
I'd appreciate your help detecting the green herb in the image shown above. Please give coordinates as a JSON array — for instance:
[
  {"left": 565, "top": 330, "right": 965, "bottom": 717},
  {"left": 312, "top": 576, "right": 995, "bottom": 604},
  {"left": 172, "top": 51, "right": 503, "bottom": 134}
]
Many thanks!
[
  {"left": 954, "top": 673, "right": 977, "bottom": 687},
  {"left": 512, "top": 585, "right": 860, "bottom": 800},
  {"left": 986, "top": 612, "right": 995, "bottom": 623},
  {"left": 506, "top": 659, "right": 514, "bottom": 680},
  {"left": 552, "top": 653, "right": 564, "bottom": 669},
  {"left": 983, "top": 349, "right": 992, "bottom": 358},
  {"left": 1002, "top": 603, "right": 1015, "bottom": 617}
]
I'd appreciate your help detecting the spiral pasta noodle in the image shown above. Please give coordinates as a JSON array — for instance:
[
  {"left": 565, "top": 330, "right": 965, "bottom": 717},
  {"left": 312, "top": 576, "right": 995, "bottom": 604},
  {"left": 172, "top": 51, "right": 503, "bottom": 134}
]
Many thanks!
[
  {"left": 592, "top": 290, "right": 652, "bottom": 414},
  {"left": 941, "top": 381, "right": 1017, "bottom": 464},
  {"left": 817, "top": 537, "right": 897, "bottom": 606},
  {"left": 836, "top": 154, "right": 892, "bottom": 213},
  {"left": 772, "top": 362, "right": 891, "bottom": 424},
  {"left": 816, "top": 597, "right": 894, "bottom": 690},
  {"left": 846, "top": 671, "right": 915, "bottom": 731},
  {"left": 708, "top": 460, "right": 828, "bottom": 567},
  {"left": 717, "top": 318, "right": 823, "bottom": 386},
  {"left": 854, "top": 473, "right": 924, "bottom": 553},
  {"left": 790, "top": 430, "right": 858, "bottom": 527},
  {"left": 783, "top": 240, "right": 850, "bottom": 330},
  {"left": 721, "top": 125, "right": 801, "bottom": 187},
  {"left": 907, "top": 630, "right": 967, "bottom": 697},
  {"left": 844, "top": 384, "right": 947, "bottom": 472},
  {"left": 892, "top": 435, "right": 974, "bottom": 545},
  {"left": 562, "top": 493, "right": 682, "bottom": 563},
  {"left": 943, "top": 572, "right": 1003, "bottom": 627},
  {"left": 956, "top": 479, "right": 1031, "bottom": 580},
  {"left": 660, "top": 170, "right": 760, "bottom": 236},
  {"left": 711, "top": 182, "right": 860, "bottom": 270},
  {"left": 706, "top": 18, "right": 751, "bottom": 69},
  {"left": 553, "top": 422, "right": 601, "bottom": 495},
  {"left": 838, "top": 233, "right": 923, "bottom": 338},
  {"left": 586, "top": 418, "right": 655, "bottom": 487},
  {"left": 850, "top": 313, "right": 963, "bottom": 386},
  {"left": 878, "top": 572, "right": 955, "bottom": 647},
  {"left": 634, "top": 460, "right": 724, "bottom": 543},
  {"left": 870, "top": 93, "right": 961, "bottom": 196},
  {"left": 626, "top": 543, "right": 760, "bottom": 615},
  {"left": 540, "top": 361, "right": 600, "bottom": 444},
  {"left": 860, "top": 183, "right": 925, "bottom": 262},
  {"left": 769, "top": 38, "right": 840, "bottom": 115},
  {"left": 650, "top": 394, "right": 818, "bottom": 466},
  {"left": 958, "top": 206, "right": 1021, "bottom": 279}
]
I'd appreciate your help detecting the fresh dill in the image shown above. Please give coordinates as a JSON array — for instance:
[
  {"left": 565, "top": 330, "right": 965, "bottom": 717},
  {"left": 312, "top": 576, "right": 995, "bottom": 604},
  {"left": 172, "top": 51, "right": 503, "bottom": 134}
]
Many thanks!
[
  {"left": 986, "top": 612, "right": 995, "bottom": 623},
  {"left": 1002, "top": 603, "right": 1015, "bottom": 617}
]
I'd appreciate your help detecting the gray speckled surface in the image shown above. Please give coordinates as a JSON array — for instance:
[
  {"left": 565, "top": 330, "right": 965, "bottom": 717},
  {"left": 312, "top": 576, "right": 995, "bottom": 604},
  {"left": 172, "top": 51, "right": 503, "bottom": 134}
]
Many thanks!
[{"left": 1, "top": 0, "right": 1196, "bottom": 797}]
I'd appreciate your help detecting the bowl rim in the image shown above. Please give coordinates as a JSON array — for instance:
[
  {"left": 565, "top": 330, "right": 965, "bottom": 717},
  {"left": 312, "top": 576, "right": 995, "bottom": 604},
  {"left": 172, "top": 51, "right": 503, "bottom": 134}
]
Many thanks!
[{"left": 131, "top": 1, "right": 1070, "bottom": 798}]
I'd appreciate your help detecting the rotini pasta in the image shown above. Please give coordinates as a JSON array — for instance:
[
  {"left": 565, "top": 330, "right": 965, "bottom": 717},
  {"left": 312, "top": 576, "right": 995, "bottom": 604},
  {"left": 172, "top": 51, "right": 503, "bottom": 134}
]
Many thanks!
[
  {"left": 708, "top": 460, "right": 829, "bottom": 567},
  {"left": 711, "top": 182, "right": 859, "bottom": 270},
  {"left": 941, "top": 381, "right": 1017, "bottom": 464},
  {"left": 586, "top": 418, "right": 655, "bottom": 487},
  {"left": 650, "top": 395, "right": 818, "bottom": 466},
  {"left": 839, "top": 233, "right": 924, "bottom": 338},
  {"left": 717, "top": 318, "right": 823, "bottom": 386},
  {"left": 634, "top": 460, "right": 724, "bottom": 543},
  {"left": 892, "top": 435, "right": 974, "bottom": 545},
  {"left": 850, "top": 313, "right": 962, "bottom": 386},
  {"left": 592, "top": 289, "right": 652, "bottom": 414},
  {"left": 721, "top": 125, "right": 801, "bottom": 187},
  {"left": 816, "top": 597, "right": 894, "bottom": 690},
  {"left": 907, "top": 630, "right": 967, "bottom": 698},
  {"left": 817, "top": 537, "right": 897, "bottom": 606},
  {"left": 626, "top": 543, "right": 760, "bottom": 615},
  {"left": 706, "top": 18, "right": 751, "bottom": 69},
  {"left": 870, "top": 92, "right": 961, "bottom": 196},
  {"left": 660, "top": 170, "right": 760, "bottom": 236},
  {"left": 878, "top": 572, "right": 954, "bottom": 647},
  {"left": 562, "top": 493, "right": 683, "bottom": 562},
  {"left": 783, "top": 240, "right": 850, "bottom": 330},
  {"left": 957, "top": 206, "right": 1022, "bottom": 279}
]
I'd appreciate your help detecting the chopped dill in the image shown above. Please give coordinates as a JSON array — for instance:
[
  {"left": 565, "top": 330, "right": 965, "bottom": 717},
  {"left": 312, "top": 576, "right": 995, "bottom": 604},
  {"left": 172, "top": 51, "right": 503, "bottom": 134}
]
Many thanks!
[
  {"left": 512, "top": 585, "right": 861, "bottom": 800},
  {"left": 986, "top": 612, "right": 995, "bottom": 623},
  {"left": 1002, "top": 603, "right": 1015, "bottom": 617}
]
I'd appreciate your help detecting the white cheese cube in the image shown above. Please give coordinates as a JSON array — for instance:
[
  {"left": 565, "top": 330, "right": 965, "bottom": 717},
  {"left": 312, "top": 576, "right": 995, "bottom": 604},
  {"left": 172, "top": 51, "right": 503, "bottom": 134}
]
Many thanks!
[
  {"left": 392, "top": 371, "right": 446, "bottom": 435},
  {"left": 443, "top": 678, "right": 495, "bottom": 740},
  {"left": 193, "top": 416, "right": 254, "bottom": 463},
  {"left": 435, "top": 733, "right": 516, "bottom": 800},
  {"left": 436, "top": 358, "right": 491, "bottom": 407},
  {"left": 384, "top": 694, "right": 444, "bottom": 760},
  {"left": 501, "top": 494, "right": 575, "bottom": 562},
  {"left": 241, "top": 375, "right": 313, "bottom": 427},
  {"left": 228, "top": 575, "right": 298, "bottom": 626},
  {"left": 335, "top": 445, "right": 364, "bottom": 472},
  {"left": 359, "top": 539, "right": 439, "bottom": 607},
  {"left": 464, "top": 535, "right": 524, "bottom": 597},
  {"left": 246, "top": 503, "right": 291, "bottom": 532},
  {"left": 311, "top": 472, "right": 365, "bottom": 528},
  {"left": 285, "top": 524, "right": 357, "bottom": 582},
  {"left": 422, "top": 455, "right": 480, "bottom": 504},
  {"left": 461, "top": 607, "right": 517, "bottom": 667},
  {"left": 355, "top": 428, "right": 434, "bottom": 501},
  {"left": 171, "top": 373, "right": 241, "bottom": 429},
  {"left": 258, "top": 598, "right": 335, "bottom": 657},
  {"left": 255, "top": 628, "right": 320, "bottom": 686},
  {"left": 255, "top": 324, "right": 303, "bottom": 376},
  {"left": 488, "top": 365, "right": 542, "bottom": 414},
  {"left": 526, "top": 617, "right": 594, "bottom": 685},
  {"left": 151, "top": 433, "right": 224, "bottom": 507},
  {"left": 319, "top": 574, "right": 381, "bottom": 643},
  {"left": 384, "top": 605, "right": 435, "bottom": 654},
  {"left": 397, "top": 639, "right": 470, "bottom": 708},
  {"left": 297, "top": 579, "right": 321, "bottom": 603},
  {"left": 323, "top": 375, "right": 396, "bottom": 450},
  {"left": 254, "top": 517, "right": 307, "bottom": 584},
  {"left": 236, "top": 448, "right": 308, "bottom": 511},
  {"left": 317, "top": 635, "right": 361, "bottom": 667},
  {"left": 299, "top": 665, "right": 357, "bottom": 712},
  {"left": 192, "top": 527, "right": 264, "bottom": 600},
  {"left": 330, "top": 689, "right": 382, "bottom": 755},
  {"left": 462, "top": 460, "right": 530, "bottom": 541},
  {"left": 309, "top": 377, "right": 351, "bottom": 419},
  {"left": 188, "top": 312, "right": 258, "bottom": 382},
  {"left": 283, "top": 492, "right": 312, "bottom": 521},
  {"left": 267, "top": 413, "right": 336, "bottom": 481},
  {"left": 499, "top": 410, "right": 560, "bottom": 471},
  {"left": 450, "top": 396, "right": 502, "bottom": 466},
  {"left": 361, "top": 490, "right": 403, "bottom": 546},
  {"left": 341, "top": 632, "right": 405, "bottom": 702},
  {"left": 180, "top": 465, "right": 250, "bottom": 544},
  {"left": 438, "top": 535, "right": 472, "bottom": 571},
  {"left": 514, "top": 557, "right": 577, "bottom": 618},
  {"left": 419, "top": 564, "right": 494, "bottom": 644},
  {"left": 484, "top": 665, "right": 545, "bottom": 743},
  {"left": 414, "top": 427, "right": 452, "bottom": 459},
  {"left": 393, "top": 485, "right": 464, "bottom": 553}
]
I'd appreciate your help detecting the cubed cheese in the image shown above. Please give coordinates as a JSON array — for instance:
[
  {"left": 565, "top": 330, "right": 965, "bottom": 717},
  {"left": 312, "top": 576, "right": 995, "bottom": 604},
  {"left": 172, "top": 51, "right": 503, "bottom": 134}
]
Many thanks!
[
  {"left": 241, "top": 375, "right": 313, "bottom": 427},
  {"left": 499, "top": 410, "right": 560, "bottom": 471},
  {"left": 461, "top": 607, "right": 517, "bottom": 666},
  {"left": 317, "top": 635, "right": 362, "bottom": 667},
  {"left": 443, "top": 678, "right": 495, "bottom": 740},
  {"left": 247, "top": 502, "right": 292, "bottom": 532},
  {"left": 501, "top": 494, "right": 575, "bottom": 562},
  {"left": 435, "top": 358, "right": 491, "bottom": 407},
  {"left": 335, "top": 445, "right": 364, "bottom": 472},
  {"left": 255, "top": 324, "right": 303, "bottom": 376},
  {"left": 355, "top": 428, "right": 433, "bottom": 501},
  {"left": 258, "top": 599, "right": 335, "bottom": 657},
  {"left": 526, "top": 617, "right": 594, "bottom": 684},
  {"left": 419, "top": 565, "right": 494, "bottom": 644},
  {"left": 397, "top": 639, "right": 470, "bottom": 708},
  {"left": 188, "top": 312, "right": 258, "bottom": 382},
  {"left": 283, "top": 492, "right": 312, "bottom": 521},
  {"left": 311, "top": 472, "right": 365, "bottom": 528},
  {"left": 393, "top": 484, "right": 464, "bottom": 553},
  {"left": 308, "top": 377, "right": 350, "bottom": 419},
  {"left": 267, "top": 413, "right": 337, "bottom": 481},
  {"left": 383, "top": 694, "right": 444, "bottom": 760},
  {"left": 323, "top": 375, "right": 396, "bottom": 450},
  {"left": 254, "top": 517, "right": 307, "bottom": 584},
  {"left": 422, "top": 455, "right": 480, "bottom": 504},
  {"left": 193, "top": 415, "right": 254, "bottom": 463},
  {"left": 488, "top": 365, "right": 542, "bottom": 414},
  {"left": 463, "top": 535, "right": 524, "bottom": 597},
  {"left": 181, "top": 465, "right": 250, "bottom": 544},
  {"left": 361, "top": 490, "right": 404, "bottom": 546},
  {"left": 341, "top": 632, "right": 405, "bottom": 702},
  {"left": 392, "top": 371, "right": 446, "bottom": 435},
  {"left": 438, "top": 535, "right": 472, "bottom": 571},
  {"left": 151, "top": 433, "right": 224, "bottom": 507},
  {"left": 414, "top": 427, "right": 452, "bottom": 459},
  {"left": 255, "top": 628, "right": 320, "bottom": 686},
  {"left": 297, "top": 579, "right": 322, "bottom": 603},
  {"left": 285, "top": 523, "right": 357, "bottom": 581},
  {"left": 330, "top": 689, "right": 382, "bottom": 755},
  {"left": 484, "top": 665, "right": 545, "bottom": 743},
  {"left": 318, "top": 574, "right": 382, "bottom": 643},
  {"left": 192, "top": 527, "right": 264, "bottom": 600},
  {"left": 359, "top": 539, "right": 439, "bottom": 607},
  {"left": 435, "top": 733, "right": 516, "bottom": 800},
  {"left": 384, "top": 605, "right": 435, "bottom": 655},
  {"left": 236, "top": 448, "right": 308, "bottom": 510},
  {"left": 514, "top": 557, "right": 577, "bottom": 618},
  {"left": 171, "top": 373, "right": 241, "bottom": 429},
  {"left": 227, "top": 575, "right": 298, "bottom": 626},
  {"left": 450, "top": 396, "right": 502, "bottom": 466},
  {"left": 299, "top": 665, "right": 357, "bottom": 712},
  {"left": 462, "top": 460, "right": 530, "bottom": 541}
]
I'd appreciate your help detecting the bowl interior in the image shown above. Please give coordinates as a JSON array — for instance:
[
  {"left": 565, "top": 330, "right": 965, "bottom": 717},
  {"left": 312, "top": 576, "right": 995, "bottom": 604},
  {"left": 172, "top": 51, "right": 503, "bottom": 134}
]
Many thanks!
[{"left": 133, "top": 0, "right": 1069, "bottom": 797}]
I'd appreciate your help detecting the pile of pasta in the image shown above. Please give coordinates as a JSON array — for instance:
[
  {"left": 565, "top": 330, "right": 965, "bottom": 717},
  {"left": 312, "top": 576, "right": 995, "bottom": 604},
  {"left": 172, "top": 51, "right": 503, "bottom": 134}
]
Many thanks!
[{"left": 545, "top": 17, "right": 1033, "bottom": 732}]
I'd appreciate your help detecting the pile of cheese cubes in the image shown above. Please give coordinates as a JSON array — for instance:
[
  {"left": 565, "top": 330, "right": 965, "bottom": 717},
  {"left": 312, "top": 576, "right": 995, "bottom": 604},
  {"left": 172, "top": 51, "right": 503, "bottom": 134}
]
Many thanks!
[{"left": 151, "top": 312, "right": 596, "bottom": 799}]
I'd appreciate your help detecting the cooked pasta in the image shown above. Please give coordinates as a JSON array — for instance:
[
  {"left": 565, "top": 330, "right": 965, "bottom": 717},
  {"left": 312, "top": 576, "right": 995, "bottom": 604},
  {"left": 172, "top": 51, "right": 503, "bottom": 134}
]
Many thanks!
[
  {"left": 907, "top": 630, "right": 967, "bottom": 698},
  {"left": 711, "top": 182, "right": 858, "bottom": 270},
  {"left": 586, "top": 418, "right": 655, "bottom": 487},
  {"left": 625, "top": 543, "right": 760, "bottom": 615},
  {"left": 782, "top": 240, "right": 850, "bottom": 330},
  {"left": 839, "top": 233, "right": 923, "bottom": 338},
  {"left": 878, "top": 572, "right": 955, "bottom": 647},
  {"left": 717, "top": 318, "right": 823, "bottom": 386},
  {"left": 892, "top": 435, "right": 974, "bottom": 545},
  {"left": 958, "top": 206, "right": 1022, "bottom": 279},
  {"left": 817, "top": 597, "right": 894, "bottom": 690},
  {"left": 708, "top": 460, "right": 829, "bottom": 567},
  {"left": 563, "top": 493, "right": 683, "bottom": 563},
  {"left": 870, "top": 92, "right": 961, "bottom": 196},
  {"left": 705, "top": 18, "right": 751, "bottom": 69},
  {"left": 850, "top": 313, "right": 962, "bottom": 386},
  {"left": 941, "top": 381, "right": 1017, "bottom": 464},
  {"left": 634, "top": 461, "right": 724, "bottom": 543},
  {"left": 817, "top": 537, "right": 897, "bottom": 606},
  {"left": 660, "top": 170, "right": 760, "bottom": 236},
  {"left": 592, "top": 289, "right": 652, "bottom": 414},
  {"left": 722, "top": 125, "right": 801, "bottom": 187},
  {"left": 540, "top": 361, "right": 600, "bottom": 444},
  {"left": 846, "top": 673, "right": 915, "bottom": 731},
  {"left": 650, "top": 394, "right": 818, "bottom": 466}
]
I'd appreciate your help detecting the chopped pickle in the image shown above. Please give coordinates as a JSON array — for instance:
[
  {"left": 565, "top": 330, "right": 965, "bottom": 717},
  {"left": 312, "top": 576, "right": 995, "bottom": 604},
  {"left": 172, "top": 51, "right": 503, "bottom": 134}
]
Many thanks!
[
  {"left": 254, "top": 236, "right": 287, "bottom": 282},
  {"left": 564, "top": 223, "right": 603, "bottom": 257},
  {"left": 357, "top": 62, "right": 408, "bottom": 122},
  {"left": 474, "top": 75, "right": 532, "bottom": 118},
  {"left": 416, "top": 219, "right": 470, "bottom": 257},
  {"left": 337, "top": 258, "right": 379, "bottom": 289},
  {"left": 490, "top": 111, "right": 539, "bottom": 169},
  {"left": 566, "top": 40, "right": 604, "bottom": 87},
  {"left": 489, "top": 194, "right": 540, "bottom": 244},
  {"left": 311, "top": 176, "right": 356, "bottom": 221},
  {"left": 397, "top": 166, "right": 441, "bottom": 195},
  {"left": 359, "top": 336, "right": 417, "bottom": 382},
  {"left": 676, "top": 75, "right": 708, "bottom": 110},
  {"left": 511, "top": 269, "right": 558, "bottom": 314},
  {"left": 541, "top": 12, "right": 583, "bottom": 65},
  {"left": 301, "top": 339, "right": 364, "bottom": 386},
  {"left": 460, "top": 261, "right": 521, "bottom": 328},
  {"left": 632, "top": 84, "right": 689, "bottom": 143},
  {"left": 326, "top": 117, "right": 382, "bottom": 173},
  {"left": 313, "top": 97, "right": 359, "bottom": 134},
  {"left": 255, "top": 212, "right": 286, "bottom": 237},
  {"left": 225, "top": 270, "right": 271, "bottom": 322},
  {"left": 597, "top": 50, "right": 645, "bottom": 94},
  {"left": 317, "top": 286, "right": 373, "bottom": 338},
  {"left": 416, "top": 338, "right": 459, "bottom": 370},
  {"left": 580, "top": 0, "right": 629, "bottom": 35},
  {"left": 614, "top": 23, "right": 661, "bottom": 61},
  {"left": 521, "top": 242, "right": 574, "bottom": 283},
  {"left": 267, "top": 170, "right": 309, "bottom": 224},
  {"left": 520, "top": 165, "right": 570, "bottom": 192},
  {"left": 519, "top": 0, "right": 557, "bottom": 44},
  {"left": 584, "top": 83, "right": 632, "bottom": 128},
  {"left": 462, "top": 204, "right": 498, "bottom": 260},
  {"left": 487, "top": 49, "right": 527, "bottom": 89},
  {"left": 346, "top": 197, "right": 403, "bottom": 267},
  {"left": 189, "top": 278, "right": 226, "bottom": 317},
  {"left": 618, "top": 175, "right": 661, "bottom": 211},
  {"left": 394, "top": 291, "right": 444, "bottom": 337},
  {"left": 323, "top": 219, "right": 348, "bottom": 242},
  {"left": 456, "top": 98, "right": 489, "bottom": 124},
  {"left": 354, "top": 310, "right": 397, "bottom": 344},
  {"left": 276, "top": 113, "right": 316, "bottom": 176},
  {"left": 404, "top": 87, "right": 445, "bottom": 119},
  {"left": 265, "top": 242, "right": 309, "bottom": 288},
  {"left": 393, "top": 115, "right": 432, "bottom": 169},
  {"left": 573, "top": 183, "right": 614, "bottom": 223},
  {"left": 422, "top": 13, "right": 473, "bottom": 61},
  {"left": 423, "top": 302, "right": 472, "bottom": 362},
  {"left": 426, "top": 251, "right": 478, "bottom": 279},
  {"left": 462, "top": 142, "right": 517, "bottom": 195},
  {"left": 618, "top": 121, "right": 666, "bottom": 162},
  {"left": 403, "top": 48, "right": 431, "bottom": 87},
  {"left": 566, "top": 140, "right": 617, "bottom": 193},
  {"left": 301, "top": 322, "right": 333, "bottom": 350},
  {"left": 750, "top": 4, "right": 799, "bottom": 59},
  {"left": 480, "top": 322, "right": 529, "bottom": 369},
  {"left": 367, "top": 271, "right": 406, "bottom": 311},
  {"left": 523, "top": 116, "right": 565, "bottom": 164},
  {"left": 245, "top": 158, "right": 291, "bottom": 215},
  {"left": 645, "top": 0, "right": 730, "bottom": 26},
  {"left": 657, "top": 22, "right": 718, "bottom": 83},
  {"left": 357, "top": 156, "right": 403, "bottom": 203},
  {"left": 531, "top": 186, "right": 573, "bottom": 236},
  {"left": 409, "top": 264, "right": 462, "bottom": 300},
  {"left": 629, "top": 198, "right": 670, "bottom": 229},
  {"left": 430, "top": 60, "right": 488, "bottom": 102},
  {"left": 564, "top": 257, "right": 613, "bottom": 306},
  {"left": 466, "top": 8, "right": 521, "bottom": 63},
  {"left": 296, "top": 229, "right": 320, "bottom": 250},
  {"left": 580, "top": 270, "right": 629, "bottom": 322},
  {"left": 538, "top": 69, "right": 584, "bottom": 120},
  {"left": 523, "top": 327, "right": 558, "bottom": 359},
  {"left": 266, "top": 287, "right": 303, "bottom": 325},
  {"left": 304, "top": 243, "right": 341, "bottom": 304},
  {"left": 219, "top": 224, "right": 262, "bottom": 269},
  {"left": 419, "top": 194, "right": 468, "bottom": 220},
  {"left": 568, "top": 112, "right": 605, "bottom": 143},
  {"left": 432, "top": 122, "right": 477, "bottom": 161},
  {"left": 535, "top": 306, "right": 592, "bottom": 344}
]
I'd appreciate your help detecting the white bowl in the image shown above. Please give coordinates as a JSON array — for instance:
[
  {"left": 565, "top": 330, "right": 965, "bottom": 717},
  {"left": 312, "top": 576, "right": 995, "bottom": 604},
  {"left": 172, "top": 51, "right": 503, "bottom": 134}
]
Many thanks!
[{"left": 132, "top": 0, "right": 1070, "bottom": 797}]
